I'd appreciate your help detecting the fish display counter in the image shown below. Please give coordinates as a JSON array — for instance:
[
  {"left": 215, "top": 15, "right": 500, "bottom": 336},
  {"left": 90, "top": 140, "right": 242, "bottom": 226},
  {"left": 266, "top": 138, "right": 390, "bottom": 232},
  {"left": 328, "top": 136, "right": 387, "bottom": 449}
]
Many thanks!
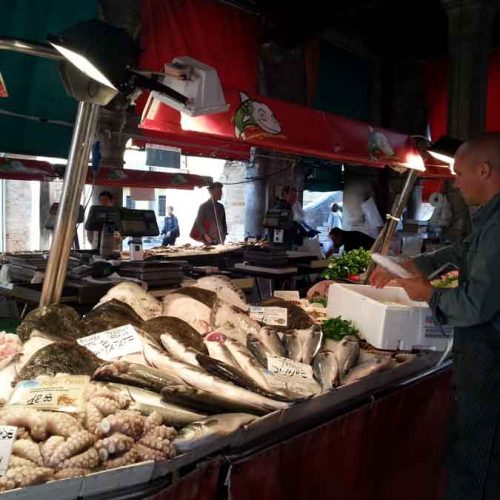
[{"left": 0, "top": 275, "right": 451, "bottom": 499}]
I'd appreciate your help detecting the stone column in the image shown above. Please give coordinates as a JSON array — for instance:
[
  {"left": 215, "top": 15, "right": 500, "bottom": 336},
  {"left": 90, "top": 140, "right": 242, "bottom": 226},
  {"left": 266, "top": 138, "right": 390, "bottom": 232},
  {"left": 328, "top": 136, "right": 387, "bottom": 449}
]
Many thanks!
[
  {"left": 440, "top": 0, "right": 499, "bottom": 240},
  {"left": 244, "top": 156, "right": 267, "bottom": 238}
]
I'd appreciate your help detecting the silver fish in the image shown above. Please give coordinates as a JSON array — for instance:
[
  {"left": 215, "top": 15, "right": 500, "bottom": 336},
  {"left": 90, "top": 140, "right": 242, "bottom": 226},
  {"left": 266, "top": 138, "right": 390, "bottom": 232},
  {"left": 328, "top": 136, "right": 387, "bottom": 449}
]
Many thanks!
[
  {"left": 162, "top": 384, "right": 263, "bottom": 415},
  {"left": 105, "top": 383, "right": 206, "bottom": 426},
  {"left": 247, "top": 327, "right": 286, "bottom": 367},
  {"left": 143, "top": 343, "right": 289, "bottom": 415},
  {"left": 284, "top": 326, "right": 323, "bottom": 364},
  {"left": 223, "top": 337, "right": 274, "bottom": 392},
  {"left": 204, "top": 332, "right": 240, "bottom": 369},
  {"left": 342, "top": 357, "right": 394, "bottom": 385},
  {"left": 312, "top": 350, "right": 340, "bottom": 392},
  {"left": 335, "top": 336, "right": 360, "bottom": 378},
  {"left": 173, "top": 413, "right": 256, "bottom": 453}
]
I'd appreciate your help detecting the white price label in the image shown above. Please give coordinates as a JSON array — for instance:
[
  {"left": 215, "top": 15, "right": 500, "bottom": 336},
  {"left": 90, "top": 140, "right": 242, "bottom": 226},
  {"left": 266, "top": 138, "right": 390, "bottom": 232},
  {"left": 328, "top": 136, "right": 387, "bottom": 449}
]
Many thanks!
[
  {"left": 77, "top": 324, "right": 142, "bottom": 361},
  {"left": 249, "top": 306, "right": 288, "bottom": 327},
  {"left": 267, "top": 356, "right": 314, "bottom": 379},
  {"left": 9, "top": 375, "right": 89, "bottom": 413},
  {"left": 265, "top": 356, "right": 318, "bottom": 394},
  {"left": 273, "top": 290, "right": 300, "bottom": 301},
  {"left": 0, "top": 426, "right": 16, "bottom": 476}
]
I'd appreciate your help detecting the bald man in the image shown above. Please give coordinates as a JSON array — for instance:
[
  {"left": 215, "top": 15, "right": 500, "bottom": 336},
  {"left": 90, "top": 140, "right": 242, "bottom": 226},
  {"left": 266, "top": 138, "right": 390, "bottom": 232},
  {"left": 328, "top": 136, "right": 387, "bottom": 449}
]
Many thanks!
[{"left": 371, "top": 133, "right": 500, "bottom": 500}]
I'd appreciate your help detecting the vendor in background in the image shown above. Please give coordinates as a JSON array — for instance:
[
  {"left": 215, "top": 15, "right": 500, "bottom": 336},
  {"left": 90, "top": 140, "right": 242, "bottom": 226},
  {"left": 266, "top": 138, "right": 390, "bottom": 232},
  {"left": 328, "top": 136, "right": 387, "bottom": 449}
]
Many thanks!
[
  {"left": 190, "top": 182, "right": 227, "bottom": 245},
  {"left": 86, "top": 190, "right": 115, "bottom": 248},
  {"left": 327, "top": 203, "right": 343, "bottom": 231},
  {"left": 324, "top": 227, "right": 374, "bottom": 257},
  {"left": 371, "top": 133, "right": 500, "bottom": 500},
  {"left": 288, "top": 187, "right": 319, "bottom": 237},
  {"left": 161, "top": 206, "right": 179, "bottom": 246},
  {"left": 98, "top": 190, "right": 114, "bottom": 207}
]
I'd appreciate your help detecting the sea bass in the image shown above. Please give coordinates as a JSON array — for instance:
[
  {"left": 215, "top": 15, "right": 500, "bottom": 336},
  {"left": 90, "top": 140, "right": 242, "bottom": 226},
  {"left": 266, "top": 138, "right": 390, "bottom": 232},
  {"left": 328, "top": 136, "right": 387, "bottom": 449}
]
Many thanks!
[
  {"left": 173, "top": 413, "right": 257, "bottom": 453},
  {"left": 143, "top": 343, "right": 288, "bottom": 415},
  {"left": 312, "top": 350, "right": 340, "bottom": 393},
  {"left": 335, "top": 336, "right": 360, "bottom": 379},
  {"left": 204, "top": 332, "right": 240, "bottom": 369},
  {"left": 246, "top": 327, "right": 285, "bottom": 367},
  {"left": 284, "top": 326, "right": 323, "bottom": 364}
]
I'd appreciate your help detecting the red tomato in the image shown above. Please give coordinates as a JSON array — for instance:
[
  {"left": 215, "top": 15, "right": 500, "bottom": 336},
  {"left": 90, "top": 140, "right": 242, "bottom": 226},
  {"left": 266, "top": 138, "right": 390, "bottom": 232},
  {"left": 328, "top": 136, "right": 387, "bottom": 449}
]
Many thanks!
[{"left": 347, "top": 274, "right": 360, "bottom": 282}]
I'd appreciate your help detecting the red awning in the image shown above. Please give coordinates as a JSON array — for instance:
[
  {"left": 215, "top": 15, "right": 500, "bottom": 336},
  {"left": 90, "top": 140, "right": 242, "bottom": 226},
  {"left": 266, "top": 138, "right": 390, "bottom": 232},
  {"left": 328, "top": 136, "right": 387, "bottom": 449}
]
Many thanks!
[
  {"left": 140, "top": 89, "right": 426, "bottom": 169},
  {"left": 0, "top": 156, "right": 212, "bottom": 189}
]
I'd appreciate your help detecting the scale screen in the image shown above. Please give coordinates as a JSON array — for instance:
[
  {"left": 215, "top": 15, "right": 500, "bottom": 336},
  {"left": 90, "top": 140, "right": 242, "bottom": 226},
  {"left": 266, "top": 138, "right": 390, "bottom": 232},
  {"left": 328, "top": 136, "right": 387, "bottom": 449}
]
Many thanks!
[{"left": 119, "top": 208, "right": 159, "bottom": 237}]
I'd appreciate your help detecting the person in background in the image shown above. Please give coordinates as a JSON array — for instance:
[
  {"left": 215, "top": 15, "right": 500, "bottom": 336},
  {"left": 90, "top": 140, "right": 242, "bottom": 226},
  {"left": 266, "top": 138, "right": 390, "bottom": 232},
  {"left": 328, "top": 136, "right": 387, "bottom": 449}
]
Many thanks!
[
  {"left": 98, "top": 190, "right": 114, "bottom": 207},
  {"left": 287, "top": 187, "right": 319, "bottom": 237},
  {"left": 371, "top": 133, "right": 500, "bottom": 500},
  {"left": 327, "top": 203, "right": 343, "bottom": 231},
  {"left": 325, "top": 227, "right": 374, "bottom": 256},
  {"left": 161, "top": 206, "right": 179, "bottom": 246},
  {"left": 190, "top": 182, "right": 227, "bottom": 245}
]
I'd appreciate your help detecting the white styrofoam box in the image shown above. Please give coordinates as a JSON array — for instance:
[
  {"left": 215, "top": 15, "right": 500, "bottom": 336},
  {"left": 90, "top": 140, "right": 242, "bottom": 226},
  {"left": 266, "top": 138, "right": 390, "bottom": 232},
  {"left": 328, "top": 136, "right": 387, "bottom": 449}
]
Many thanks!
[{"left": 326, "top": 284, "right": 453, "bottom": 351}]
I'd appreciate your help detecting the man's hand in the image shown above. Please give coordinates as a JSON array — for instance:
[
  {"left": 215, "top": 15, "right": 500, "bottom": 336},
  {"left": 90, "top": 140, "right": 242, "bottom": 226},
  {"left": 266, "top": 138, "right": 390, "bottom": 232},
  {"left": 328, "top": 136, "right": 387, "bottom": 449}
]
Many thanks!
[
  {"left": 203, "top": 234, "right": 212, "bottom": 244},
  {"left": 369, "top": 265, "right": 396, "bottom": 289},
  {"left": 397, "top": 275, "right": 433, "bottom": 303},
  {"left": 306, "top": 280, "right": 335, "bottom": 301},
  {"left": 166, "top": 231, "right": 171, "bottom": 237}
]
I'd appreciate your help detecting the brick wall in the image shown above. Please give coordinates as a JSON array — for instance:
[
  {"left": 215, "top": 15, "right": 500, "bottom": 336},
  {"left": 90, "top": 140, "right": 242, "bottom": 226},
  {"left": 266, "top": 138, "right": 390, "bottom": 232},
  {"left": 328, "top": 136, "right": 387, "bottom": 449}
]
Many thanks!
[{"left": 5, "top": 181, "right": 32, "bottom": 251}]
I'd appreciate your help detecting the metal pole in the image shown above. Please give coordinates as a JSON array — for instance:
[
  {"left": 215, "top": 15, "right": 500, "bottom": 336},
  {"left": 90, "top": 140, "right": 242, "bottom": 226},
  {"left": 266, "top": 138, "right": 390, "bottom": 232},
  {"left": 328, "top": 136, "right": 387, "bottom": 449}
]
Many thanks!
[
  {"left": 0, "top": 38, "right": 62, "bottom": 60},
  {"left": 40, "top": 102, "right": 99, "bottom": 305},
  {"left": 365, "top": 168, "right": 419, "bottom": 279}
]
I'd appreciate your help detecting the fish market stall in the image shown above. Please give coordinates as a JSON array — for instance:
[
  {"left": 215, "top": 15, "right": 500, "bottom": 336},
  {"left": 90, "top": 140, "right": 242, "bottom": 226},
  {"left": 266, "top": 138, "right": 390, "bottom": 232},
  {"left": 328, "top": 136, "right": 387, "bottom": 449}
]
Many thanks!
[{"left": 0, "top": 276, "right": 452, "bottom": 499}]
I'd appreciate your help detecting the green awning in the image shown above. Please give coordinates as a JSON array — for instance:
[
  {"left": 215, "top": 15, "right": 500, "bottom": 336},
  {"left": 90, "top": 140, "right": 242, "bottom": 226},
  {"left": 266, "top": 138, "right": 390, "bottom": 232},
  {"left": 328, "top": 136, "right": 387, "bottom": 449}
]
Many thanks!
[{"left": 0, "top": 0, "right": 98, "bottom": 157}]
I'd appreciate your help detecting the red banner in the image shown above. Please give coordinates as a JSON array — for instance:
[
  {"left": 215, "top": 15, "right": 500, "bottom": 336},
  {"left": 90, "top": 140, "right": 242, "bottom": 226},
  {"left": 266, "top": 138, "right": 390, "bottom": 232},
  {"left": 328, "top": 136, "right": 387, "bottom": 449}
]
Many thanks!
[{"left": 141, "top": 89, "right": 426, "bottom": 170}]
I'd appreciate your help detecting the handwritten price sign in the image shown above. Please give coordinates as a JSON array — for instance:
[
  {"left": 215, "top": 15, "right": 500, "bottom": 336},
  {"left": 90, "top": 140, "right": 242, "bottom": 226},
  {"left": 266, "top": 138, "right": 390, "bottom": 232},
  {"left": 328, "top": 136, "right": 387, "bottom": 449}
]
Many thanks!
[
  {"left": 249, "top": 306, "right": 288, "bottom": 327},
  {"left": 265, "top": 356, "right": 319, "bottom": 395},
  {"left": 77, "top": 324, "right": 142, "bottom": 361}
]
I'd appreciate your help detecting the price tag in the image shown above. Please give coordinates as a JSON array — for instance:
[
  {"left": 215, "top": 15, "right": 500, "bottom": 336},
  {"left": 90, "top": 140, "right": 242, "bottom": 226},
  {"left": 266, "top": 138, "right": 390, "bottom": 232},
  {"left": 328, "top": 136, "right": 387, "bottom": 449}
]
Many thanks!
[
  {"left": 273, "top": 290, "right": 300, "bottom": 302},
  {"left": 0, "top": 426, "right": 16, "bottom": 476},
  {"left": 265, "top": 356, "right": 318, "bottom": 394},
  {"left": 9, "top": 375, "right": 89, "bottom": 413},
  {"left": 77, "top": 324, "right": 142, "bottom": 361},
  {"left": 249, "top": 306, "right": 288, "bottom": 327}
]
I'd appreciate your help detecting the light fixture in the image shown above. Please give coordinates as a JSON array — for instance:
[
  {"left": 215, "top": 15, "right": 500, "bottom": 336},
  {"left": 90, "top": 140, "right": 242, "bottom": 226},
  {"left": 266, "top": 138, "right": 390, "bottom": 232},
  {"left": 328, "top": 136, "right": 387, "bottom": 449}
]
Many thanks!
[
  {"left": 48, "top": 20, "right": 227, "bottom": 116},
  {"left": 402, "top": 152, "right": 426, "bottom": 172},
  {"left": 48, "top": 20, "right": 189, "bottom": 108},
  {"left": 428, "top": 136, "right": 463, "bottom": 165}
]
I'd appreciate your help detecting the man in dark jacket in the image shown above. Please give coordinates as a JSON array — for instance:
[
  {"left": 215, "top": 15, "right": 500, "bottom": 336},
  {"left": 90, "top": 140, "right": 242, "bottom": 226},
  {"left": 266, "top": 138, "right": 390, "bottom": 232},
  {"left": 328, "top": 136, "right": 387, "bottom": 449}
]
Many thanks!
[
  {"left": 161, "top": 206, "right": 179, "bottom": 246},
  {"left": 371, "top": 133, "right": 500, "bottom": 500},
  {"left": 325, "top": 227, "right": 375, "bottom": 256}
]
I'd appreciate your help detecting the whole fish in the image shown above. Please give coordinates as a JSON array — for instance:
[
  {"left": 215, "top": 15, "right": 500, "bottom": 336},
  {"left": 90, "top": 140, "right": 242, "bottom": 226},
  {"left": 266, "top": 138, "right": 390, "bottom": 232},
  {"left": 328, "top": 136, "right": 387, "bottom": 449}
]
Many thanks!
[
  {"left": 342, "top": 357, "right": 394, "bottom": 385},
  {"left": 93, "top": 360, "right": 183, "bottom": 392},
  {"left": 335, "top": 336, "right": 360, "bottom": 378},
  {"left": 16, "top": 342, "right": 101, "bottom": 382},
  {"left": 196, "top": 354, "right": 293, "bottom": 402},
  {"left": 284, "top": 326, "right": 323, "bottom": 364},
  {"left": 204, "top": 332, "right": 240, "bottom": 369},
  {"left": 173, "top": 413, "right": 257, "bottom": 453},
  {"left": 246, "top": 327, "right": 286, "bottom": 368},
  {"left": 142, "top": 317, "right": 207, "bottom": 366},
  {"left": 312, "top": 350, "right": 340, "bottom": 393},
  {"left": 161, "top": 385, "right": 264, "bottom": 415},
  {"left": 223, "top": 337, "right": 273, "bottom": 392},
  {"left": 143, "top": 342, "right": 288, "bottom": 415},
  {"left": 104, "top": 383, "right": 206, "bottom": 426}
]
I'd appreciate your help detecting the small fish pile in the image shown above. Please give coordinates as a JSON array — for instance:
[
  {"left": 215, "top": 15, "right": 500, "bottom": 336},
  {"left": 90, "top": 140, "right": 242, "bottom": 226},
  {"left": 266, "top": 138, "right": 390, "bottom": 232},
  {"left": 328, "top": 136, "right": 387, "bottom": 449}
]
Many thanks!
[{"left": 0, "top": 381, "right": 177, "bottom": 492}]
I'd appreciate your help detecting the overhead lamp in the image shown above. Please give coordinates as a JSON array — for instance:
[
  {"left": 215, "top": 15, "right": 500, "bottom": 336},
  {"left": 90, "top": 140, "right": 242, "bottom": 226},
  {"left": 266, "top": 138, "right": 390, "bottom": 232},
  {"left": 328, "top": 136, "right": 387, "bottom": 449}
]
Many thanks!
[
  {"left": 48, "top": 20, "right": 227, "bottom": 115},
  {"left": 428, "top": 136, "right": 463, "bottom": 165},
  {"left": 401, "top": 152, "right": 426, "bottom": 172}
]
